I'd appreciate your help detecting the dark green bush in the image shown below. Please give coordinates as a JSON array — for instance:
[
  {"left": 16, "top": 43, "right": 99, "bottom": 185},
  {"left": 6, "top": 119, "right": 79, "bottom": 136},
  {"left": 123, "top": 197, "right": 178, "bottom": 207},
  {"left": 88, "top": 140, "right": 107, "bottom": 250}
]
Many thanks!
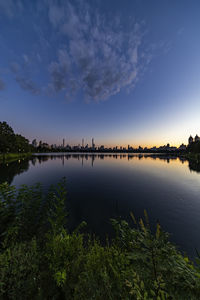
[
  {"left": 0, "top": 239, "right": 40, "bottom": 299},
  {"left": 1, "top": 181, "right": 200, "bottom": 299}
]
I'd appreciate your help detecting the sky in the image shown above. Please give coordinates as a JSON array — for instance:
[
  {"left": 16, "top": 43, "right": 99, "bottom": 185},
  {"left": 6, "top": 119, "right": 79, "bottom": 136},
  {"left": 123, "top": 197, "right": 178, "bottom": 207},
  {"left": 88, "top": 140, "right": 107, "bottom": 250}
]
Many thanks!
[{"left": 0, "top": 0, "right": 200, "bottom": 148}]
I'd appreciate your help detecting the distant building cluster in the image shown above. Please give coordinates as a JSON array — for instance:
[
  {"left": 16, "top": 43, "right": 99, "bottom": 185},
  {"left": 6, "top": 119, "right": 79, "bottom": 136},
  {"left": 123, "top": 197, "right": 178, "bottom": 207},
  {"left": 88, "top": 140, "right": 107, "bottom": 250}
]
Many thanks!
[
  {"left": 31, "top": 137, "right": 189, "bottom": 153},
  {"left": 32, "top": 138, "right": 97, "bottom": 151}
]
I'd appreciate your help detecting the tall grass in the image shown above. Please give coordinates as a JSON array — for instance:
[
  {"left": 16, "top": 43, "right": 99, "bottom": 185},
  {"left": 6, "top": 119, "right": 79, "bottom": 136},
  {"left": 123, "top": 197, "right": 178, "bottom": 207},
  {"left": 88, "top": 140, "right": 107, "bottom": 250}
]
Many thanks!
[{"left": 0, "top": 179, "right": 200, "bottom": 299}]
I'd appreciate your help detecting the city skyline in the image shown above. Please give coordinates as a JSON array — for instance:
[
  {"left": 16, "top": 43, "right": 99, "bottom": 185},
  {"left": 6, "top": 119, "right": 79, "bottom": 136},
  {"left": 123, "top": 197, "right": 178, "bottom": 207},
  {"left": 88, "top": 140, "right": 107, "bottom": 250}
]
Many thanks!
[
  {"left": 30, "top": 132, "right": 200, "bottom": 150},
  {"left": 0, "top": 0, "right": 200, "bottom": 146},
  {"left": 32, "top": 135, "right": 200, "bottom": 151}
]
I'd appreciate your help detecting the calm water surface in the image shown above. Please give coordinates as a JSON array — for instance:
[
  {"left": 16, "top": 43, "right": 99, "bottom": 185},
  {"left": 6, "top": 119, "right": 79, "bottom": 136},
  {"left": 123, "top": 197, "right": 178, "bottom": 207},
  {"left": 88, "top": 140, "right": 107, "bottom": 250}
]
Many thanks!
[{"left": 1, "top": 153, "right": 200, "bottom": 258}]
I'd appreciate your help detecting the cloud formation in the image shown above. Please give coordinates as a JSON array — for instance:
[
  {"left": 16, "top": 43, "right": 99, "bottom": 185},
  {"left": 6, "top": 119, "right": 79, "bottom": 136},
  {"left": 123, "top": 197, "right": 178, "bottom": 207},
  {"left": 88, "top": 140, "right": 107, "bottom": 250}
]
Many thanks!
[
  {"left": 46, "top": 1, "right": 150, "bottom": 101},
  {"left": 10, "top": 61, "right": 40, "bottom": 95},
  {"left": 15, "top": 77, "right": 40, "bottom": 95},
  {"left": 2, "top": 0, "right": 154, "bottom": 101}
]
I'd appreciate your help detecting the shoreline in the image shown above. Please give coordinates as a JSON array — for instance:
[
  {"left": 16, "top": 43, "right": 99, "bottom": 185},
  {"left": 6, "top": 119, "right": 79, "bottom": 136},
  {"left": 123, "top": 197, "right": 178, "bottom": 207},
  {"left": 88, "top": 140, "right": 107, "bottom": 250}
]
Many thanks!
[
  {"left": 1, "top": 151, "right": 199, "bottom": 164},
  {"left": 0, "top": 153, "right": 33, "bottom": 164}
]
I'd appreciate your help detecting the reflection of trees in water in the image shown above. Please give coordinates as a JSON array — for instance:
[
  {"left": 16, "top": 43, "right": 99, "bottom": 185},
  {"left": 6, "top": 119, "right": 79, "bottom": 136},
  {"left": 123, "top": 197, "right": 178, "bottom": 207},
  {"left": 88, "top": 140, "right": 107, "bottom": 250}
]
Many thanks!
[
  {"left": 188, "top": 160, "right": 200, "bottom": 173},
  {"left": 34, "top": 153, "right": 184, "bottom": 164},
  {"left": 0, "top": 159, "right": 30, "bottom": 184},
  {"left": 37, "top": 155, "right": 49, "bottom": 164},
  {"left": 2, "top": 154, "right": 200, "bottom": 183}
]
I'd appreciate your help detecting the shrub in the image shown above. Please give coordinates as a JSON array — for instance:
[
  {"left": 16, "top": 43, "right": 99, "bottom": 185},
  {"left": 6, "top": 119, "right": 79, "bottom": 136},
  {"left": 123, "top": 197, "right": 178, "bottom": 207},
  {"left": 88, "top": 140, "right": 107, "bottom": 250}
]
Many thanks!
[{"left": 1, "top": 181, "right": 200, "bottom": 299}]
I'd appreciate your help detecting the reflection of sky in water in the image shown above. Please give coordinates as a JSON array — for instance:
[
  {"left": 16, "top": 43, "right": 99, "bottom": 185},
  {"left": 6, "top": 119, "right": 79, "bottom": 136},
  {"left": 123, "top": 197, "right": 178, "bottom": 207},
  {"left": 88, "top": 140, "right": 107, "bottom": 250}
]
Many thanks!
[{"left": 3, "top": 154, "right": 200, "bottom": 258}]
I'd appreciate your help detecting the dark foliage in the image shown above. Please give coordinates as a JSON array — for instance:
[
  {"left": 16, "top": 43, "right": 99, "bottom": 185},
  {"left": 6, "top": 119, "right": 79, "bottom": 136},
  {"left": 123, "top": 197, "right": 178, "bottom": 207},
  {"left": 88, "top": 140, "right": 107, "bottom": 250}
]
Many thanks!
[
  {"left": 0, "top": 180, "right": 200, "bottom": 299},
  {"left": 187, "top": 141, "right": 200, "bottom": 154},
  {"left": 0, "top": 121, "right": 32, "bottom": 153}
]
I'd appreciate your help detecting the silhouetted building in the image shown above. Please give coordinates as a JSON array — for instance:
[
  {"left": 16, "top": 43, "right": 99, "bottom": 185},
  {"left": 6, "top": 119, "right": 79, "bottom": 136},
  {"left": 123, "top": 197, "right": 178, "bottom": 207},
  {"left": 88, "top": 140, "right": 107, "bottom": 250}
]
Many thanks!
[
  {"left": 195, "top": 135, "right": 200, "bottom": 142},
  {"left": 188, "top": 136, "right": 193, "bottom": 144},
  {"left": 92, "top": 138, "right": 95, "bottom": 149}
]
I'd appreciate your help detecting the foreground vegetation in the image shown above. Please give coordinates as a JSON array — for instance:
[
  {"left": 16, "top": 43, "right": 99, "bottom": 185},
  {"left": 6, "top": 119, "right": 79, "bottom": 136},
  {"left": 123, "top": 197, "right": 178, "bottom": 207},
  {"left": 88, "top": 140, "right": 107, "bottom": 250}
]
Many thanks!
[{"left": 1, "top": 180, "right": 200, "bottom": 299}]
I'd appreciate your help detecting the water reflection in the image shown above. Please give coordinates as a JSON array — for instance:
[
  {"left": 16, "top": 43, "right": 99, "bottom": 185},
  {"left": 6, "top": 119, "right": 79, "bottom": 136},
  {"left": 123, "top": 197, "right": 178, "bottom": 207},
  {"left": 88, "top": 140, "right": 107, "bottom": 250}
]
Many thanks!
[
  {"left": 188, "top": 160, "right": 200, "bottom": 173},
  {"left": 0, "top": 153, "right": 196, "bottom": 185},
  {"left": 1, "top": 153, "right": 200, "bottom": 258},
  {"left": 0, "top": 153, "right": 198, "bottom": 185},
  {"left": 28, "top": 153, "right": 189, "bottom": 167},
  {"left": 0, "top": 158, "right": 30, "bottom": 184}
]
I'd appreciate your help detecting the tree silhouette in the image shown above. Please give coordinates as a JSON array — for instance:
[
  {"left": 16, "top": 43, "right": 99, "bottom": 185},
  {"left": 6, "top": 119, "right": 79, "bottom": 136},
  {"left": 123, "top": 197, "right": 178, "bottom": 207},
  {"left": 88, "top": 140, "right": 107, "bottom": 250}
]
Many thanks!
[{"left": 0, "top": 121, "right": 31, "bottom": 153}]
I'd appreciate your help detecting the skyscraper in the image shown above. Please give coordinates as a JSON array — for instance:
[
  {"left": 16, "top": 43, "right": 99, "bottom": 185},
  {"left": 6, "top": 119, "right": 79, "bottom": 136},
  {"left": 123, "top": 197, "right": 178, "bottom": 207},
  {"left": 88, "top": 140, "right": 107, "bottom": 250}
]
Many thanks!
[
  {"left": 63, "top": 139, "right": 65, "bottom": 148},
  {"left": 82, "top": 138, "right": 84, "bottom": 148},
  {"left": 92, "top": 138, "right": 95, "bottom": 148}
]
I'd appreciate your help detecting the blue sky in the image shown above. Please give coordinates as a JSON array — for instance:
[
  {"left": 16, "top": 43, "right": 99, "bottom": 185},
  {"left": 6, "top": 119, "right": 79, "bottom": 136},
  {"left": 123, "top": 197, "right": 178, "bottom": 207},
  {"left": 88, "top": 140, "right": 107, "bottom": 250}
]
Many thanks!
[{"left": 0, "top": 0, "right": 200, "bottom": 147}]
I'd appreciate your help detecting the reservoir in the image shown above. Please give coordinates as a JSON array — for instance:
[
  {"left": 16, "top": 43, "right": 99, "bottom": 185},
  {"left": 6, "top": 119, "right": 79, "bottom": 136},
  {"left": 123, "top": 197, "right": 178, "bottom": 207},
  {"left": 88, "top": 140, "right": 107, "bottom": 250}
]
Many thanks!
[{"left": 1, "top": 153, "right": 200, "bottom": 258}]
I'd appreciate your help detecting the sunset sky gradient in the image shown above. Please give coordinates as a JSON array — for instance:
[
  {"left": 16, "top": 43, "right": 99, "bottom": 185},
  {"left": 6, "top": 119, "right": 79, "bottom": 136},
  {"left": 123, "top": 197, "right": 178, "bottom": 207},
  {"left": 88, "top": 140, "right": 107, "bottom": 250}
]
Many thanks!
[{"left": 0, "top": 0, "right": 200, "bottom": 147}]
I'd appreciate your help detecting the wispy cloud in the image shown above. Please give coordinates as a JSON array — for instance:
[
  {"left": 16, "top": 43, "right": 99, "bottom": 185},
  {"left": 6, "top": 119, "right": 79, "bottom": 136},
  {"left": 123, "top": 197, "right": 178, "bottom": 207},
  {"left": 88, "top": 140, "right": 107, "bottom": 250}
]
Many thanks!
[
  {"left": 10, "top": 61, "right": 40, "bottom": 95},
  {"left": 48, "top": 49, "right": 71, "bottom": 92},
  {"left": 46, "top": 1, "right": 152, "bottom": 101},
  {"left": 3, "top": 0, "right": 156, "bottom": 102},
  {"left": 15, "top": 77, "right": 40, "bottom": 95}
]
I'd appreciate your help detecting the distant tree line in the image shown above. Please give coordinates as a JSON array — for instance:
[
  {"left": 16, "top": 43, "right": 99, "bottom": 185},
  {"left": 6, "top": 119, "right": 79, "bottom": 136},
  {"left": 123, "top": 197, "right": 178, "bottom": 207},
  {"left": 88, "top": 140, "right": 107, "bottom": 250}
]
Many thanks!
[{"left": 0, "top": 121, "right": 32, "bottom": 153}]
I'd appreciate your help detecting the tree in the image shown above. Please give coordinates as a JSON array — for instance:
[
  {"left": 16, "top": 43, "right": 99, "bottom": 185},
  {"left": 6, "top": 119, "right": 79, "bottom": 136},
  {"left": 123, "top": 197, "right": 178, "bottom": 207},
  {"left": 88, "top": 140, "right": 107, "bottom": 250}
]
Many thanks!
[
  {"left": 188, "top": 141, "right": 200, "bottom": 153},
  {"left": 15, "top": 134, "right": 30, "bottom": 153},
  {"left": 0, "top": 121, "right": 15, "bottom": 153},
  {"left": 0, "top": 121, "right": 31, "bottom": 153}
]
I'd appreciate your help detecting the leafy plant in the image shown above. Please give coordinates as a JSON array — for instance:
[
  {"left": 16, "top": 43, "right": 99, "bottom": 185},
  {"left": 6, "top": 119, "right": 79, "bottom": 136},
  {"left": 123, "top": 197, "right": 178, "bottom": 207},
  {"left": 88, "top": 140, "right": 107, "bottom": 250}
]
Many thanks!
[{"left": 1, "top": 181, "right": 200, "bottom": 299}]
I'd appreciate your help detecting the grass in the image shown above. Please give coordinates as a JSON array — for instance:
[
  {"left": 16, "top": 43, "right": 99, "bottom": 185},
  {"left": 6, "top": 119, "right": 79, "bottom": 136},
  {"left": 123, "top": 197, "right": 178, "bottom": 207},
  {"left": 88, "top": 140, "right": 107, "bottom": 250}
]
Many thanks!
[{"left": 0, "top": 152, "right": 33, "bottom": 163}]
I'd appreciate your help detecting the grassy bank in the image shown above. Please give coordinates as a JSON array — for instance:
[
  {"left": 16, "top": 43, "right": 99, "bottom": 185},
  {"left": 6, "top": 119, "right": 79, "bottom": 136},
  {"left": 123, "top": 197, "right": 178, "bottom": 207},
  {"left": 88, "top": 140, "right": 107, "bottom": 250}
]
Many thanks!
[
  {"left": 0, "top": 152, "right": 32, "bottom": 163},
  {"left": 1, "top": 180, "right": 200, "bottom": 299}
]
